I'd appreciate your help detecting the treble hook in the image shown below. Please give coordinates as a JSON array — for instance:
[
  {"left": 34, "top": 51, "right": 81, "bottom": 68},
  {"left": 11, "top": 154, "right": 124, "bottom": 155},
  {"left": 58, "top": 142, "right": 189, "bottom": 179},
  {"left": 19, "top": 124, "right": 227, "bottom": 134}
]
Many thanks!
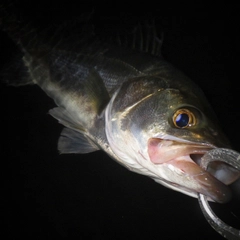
[{"left": 198, "top": 148, "right": 240, "bottom": 239}]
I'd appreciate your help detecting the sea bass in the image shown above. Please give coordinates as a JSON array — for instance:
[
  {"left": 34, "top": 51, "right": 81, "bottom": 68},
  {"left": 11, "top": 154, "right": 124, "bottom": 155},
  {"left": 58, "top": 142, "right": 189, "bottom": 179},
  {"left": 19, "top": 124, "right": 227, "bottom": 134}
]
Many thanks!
[{"left": 1, "top": 6, "right": 239, "bottom": 203}]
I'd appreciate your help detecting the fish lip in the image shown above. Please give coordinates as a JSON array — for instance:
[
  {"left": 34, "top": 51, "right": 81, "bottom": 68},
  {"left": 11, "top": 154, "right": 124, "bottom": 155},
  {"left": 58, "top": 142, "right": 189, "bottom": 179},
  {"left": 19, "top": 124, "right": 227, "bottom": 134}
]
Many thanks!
[{"left": 147, "top": 137, "right": 232, "bottom": 203}]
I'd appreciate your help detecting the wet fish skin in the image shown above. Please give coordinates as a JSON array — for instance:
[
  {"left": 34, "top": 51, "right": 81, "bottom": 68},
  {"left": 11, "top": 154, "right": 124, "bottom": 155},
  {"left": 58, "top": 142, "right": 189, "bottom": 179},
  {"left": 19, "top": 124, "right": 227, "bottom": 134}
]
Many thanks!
[{"left": 1, "top": 5, "right": 237, "bottom": 202}]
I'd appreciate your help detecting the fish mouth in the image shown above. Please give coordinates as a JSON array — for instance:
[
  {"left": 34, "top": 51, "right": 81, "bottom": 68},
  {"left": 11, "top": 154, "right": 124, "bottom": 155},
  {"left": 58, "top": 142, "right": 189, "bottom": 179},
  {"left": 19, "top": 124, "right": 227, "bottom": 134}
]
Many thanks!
[{"left": 148, "top": 138, "right": 240, "bottom": 203}]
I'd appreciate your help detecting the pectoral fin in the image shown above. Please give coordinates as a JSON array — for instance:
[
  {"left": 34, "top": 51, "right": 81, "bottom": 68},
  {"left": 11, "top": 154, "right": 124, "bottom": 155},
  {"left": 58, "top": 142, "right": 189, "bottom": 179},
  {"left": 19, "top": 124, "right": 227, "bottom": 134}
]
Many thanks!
[
  {"left": 49, "top": 107, "right": 84, "bottom": 132},
  {"left": 49, "top": 107, "right": 100, "bottom": 153},
  {"left": 58, "top": 128, "right": 99, "bottom": 154}
]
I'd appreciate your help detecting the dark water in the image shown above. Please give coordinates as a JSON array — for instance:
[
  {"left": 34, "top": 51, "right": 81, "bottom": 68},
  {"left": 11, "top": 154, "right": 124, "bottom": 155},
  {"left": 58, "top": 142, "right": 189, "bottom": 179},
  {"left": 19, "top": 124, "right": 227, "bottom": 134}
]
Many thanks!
[{"left": 1, "top": 2, "right": 240, "bottom": 239}]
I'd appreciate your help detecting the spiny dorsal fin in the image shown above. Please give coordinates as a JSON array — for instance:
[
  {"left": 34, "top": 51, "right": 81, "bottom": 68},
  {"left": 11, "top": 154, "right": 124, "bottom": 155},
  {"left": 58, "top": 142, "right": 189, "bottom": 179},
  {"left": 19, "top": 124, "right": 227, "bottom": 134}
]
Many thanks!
[
  {"left": 115, "top": 22, "right": 163, "bottom": 56},
  {"left": 58, "top": 128, "right": 99, "bottom": 154}
]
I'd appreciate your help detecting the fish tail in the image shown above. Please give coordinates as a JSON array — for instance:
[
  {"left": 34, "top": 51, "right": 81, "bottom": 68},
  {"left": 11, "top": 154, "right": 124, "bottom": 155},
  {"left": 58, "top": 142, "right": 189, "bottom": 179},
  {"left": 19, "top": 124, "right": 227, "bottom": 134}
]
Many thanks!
[
  {"left": 0, "top": 2, "right": 33, "bottom": 46},
  {"left": 0, "top": 2, "right": 35, "bottom": 86}
]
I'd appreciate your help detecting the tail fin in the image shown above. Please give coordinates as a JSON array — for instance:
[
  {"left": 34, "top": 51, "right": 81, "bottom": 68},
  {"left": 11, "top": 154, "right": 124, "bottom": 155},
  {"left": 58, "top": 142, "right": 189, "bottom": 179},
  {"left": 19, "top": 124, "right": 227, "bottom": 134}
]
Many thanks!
[
  {"left": 0, "top": 2, "right": 31, "bottom": 47},
  {"left": 0, "top": 2, "right": 34, "bottom": 86},
  {"left": 0, "top": 2, "right": 94, "bottom": 86}
]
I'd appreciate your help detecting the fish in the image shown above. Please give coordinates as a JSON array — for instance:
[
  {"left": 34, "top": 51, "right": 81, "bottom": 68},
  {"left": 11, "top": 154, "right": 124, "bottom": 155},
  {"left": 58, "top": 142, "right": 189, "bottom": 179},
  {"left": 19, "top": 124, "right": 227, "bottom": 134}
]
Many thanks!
[{"left": 1, "top": 4, "right": 240, "bottom": 204}]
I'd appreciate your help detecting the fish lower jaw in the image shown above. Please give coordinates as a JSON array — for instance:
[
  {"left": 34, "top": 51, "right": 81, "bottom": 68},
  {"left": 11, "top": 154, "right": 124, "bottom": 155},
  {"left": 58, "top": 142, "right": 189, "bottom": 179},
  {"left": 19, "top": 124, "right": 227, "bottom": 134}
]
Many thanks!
[
  {"left": 147, "top": 138, "right": 236, "bottom": 202},
  {"left": 155, "top": 159, "right": 232, "bottom": 203}
]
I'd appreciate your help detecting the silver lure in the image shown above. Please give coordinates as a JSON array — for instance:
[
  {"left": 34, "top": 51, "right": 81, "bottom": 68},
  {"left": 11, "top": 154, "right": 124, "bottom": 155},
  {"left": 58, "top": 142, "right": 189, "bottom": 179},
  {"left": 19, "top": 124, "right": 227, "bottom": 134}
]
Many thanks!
[{"left": 199, "top": 148, "right": 240, "bottom": 240}]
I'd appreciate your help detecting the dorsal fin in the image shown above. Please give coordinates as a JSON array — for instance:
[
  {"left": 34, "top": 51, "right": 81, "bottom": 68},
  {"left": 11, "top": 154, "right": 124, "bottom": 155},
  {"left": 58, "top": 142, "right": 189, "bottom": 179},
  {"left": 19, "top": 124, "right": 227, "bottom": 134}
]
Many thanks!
[{"left": 115, "top": 22, "right": 163, "bottom": 56}]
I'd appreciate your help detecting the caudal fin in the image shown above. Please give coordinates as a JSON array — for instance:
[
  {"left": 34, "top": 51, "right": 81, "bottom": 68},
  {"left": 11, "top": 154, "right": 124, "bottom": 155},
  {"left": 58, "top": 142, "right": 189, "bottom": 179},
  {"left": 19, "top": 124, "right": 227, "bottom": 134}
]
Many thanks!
[{"left": 0, "top": 2, "right": 35, "bottom": 86}]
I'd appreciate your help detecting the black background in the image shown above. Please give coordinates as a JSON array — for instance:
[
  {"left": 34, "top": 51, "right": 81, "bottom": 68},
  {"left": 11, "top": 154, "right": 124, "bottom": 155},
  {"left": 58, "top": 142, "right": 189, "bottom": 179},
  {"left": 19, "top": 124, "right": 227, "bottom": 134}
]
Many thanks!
[{"left": 1, "top": 1, "right": 240, "bottom": 239}]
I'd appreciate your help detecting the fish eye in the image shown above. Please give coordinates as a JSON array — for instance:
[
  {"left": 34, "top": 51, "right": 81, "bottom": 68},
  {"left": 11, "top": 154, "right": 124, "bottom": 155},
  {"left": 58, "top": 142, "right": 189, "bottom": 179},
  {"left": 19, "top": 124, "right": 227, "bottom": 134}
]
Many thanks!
[{"left": 172, "top": 109, "right": 196, "bottom": 128}]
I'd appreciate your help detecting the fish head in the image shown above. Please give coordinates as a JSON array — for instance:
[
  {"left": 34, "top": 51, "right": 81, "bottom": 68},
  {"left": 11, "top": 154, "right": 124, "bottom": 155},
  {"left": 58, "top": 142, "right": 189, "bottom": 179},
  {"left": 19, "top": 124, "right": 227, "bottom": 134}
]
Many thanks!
[{"left": 105, "top": 68, "right": 239, "bottom": 203}]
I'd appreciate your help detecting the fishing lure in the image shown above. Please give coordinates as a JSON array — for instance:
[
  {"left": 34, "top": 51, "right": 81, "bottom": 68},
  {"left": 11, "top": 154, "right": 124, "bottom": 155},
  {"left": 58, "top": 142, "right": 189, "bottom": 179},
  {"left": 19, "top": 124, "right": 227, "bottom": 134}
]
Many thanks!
[{"left": 198, "top": 148, "right": 240, "bottom": 239}]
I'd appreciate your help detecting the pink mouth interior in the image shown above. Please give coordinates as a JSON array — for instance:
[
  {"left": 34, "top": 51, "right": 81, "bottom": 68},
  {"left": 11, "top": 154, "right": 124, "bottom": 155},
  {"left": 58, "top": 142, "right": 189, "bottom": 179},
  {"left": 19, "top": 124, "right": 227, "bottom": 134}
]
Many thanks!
[
  {"left": 148, "top": 138, "right": 239, "bottom": 203},
  {"left": 148, "top": 138, "right": 208, "bottom": 164}
]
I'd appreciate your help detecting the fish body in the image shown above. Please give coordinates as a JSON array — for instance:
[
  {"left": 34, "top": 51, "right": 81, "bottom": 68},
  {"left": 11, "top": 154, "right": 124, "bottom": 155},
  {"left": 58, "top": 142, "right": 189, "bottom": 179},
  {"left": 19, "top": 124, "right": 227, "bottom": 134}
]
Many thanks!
[{"left": 1, "top": 6, "right": 239, "bottom": 203}]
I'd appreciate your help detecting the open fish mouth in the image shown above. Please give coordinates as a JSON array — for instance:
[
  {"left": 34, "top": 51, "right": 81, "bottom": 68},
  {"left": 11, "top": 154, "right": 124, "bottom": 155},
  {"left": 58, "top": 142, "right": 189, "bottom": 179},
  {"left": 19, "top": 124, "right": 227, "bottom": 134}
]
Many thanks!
[{"left": 148, "top": 138, "right": 240, "bottom": 203}]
